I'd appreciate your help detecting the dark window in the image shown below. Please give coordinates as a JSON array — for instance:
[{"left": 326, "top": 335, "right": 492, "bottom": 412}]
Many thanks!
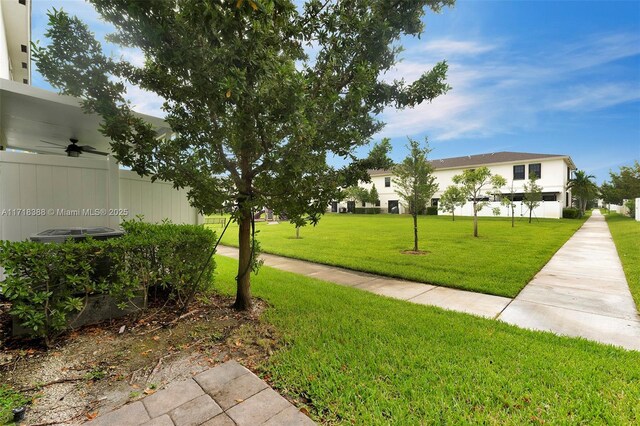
[
  {"left": 361, "top": 201, "right": 366, "bottom": 207},
  {"left": 21, "top": 62, "right": 27, "bottom": 69},
  {"left": 529, "top": 163, "right": 541, "bottom": 179},
  {"left": 542, "top": 194, "right": 556, "bottom": 202},
  {"left": 388, "top": 200, "right": 399, "bottom": 214},
  {"left": 19, "top": 0, "right": 26, "bottom": 5},
  {"left": 431, "top": 198, "right": 439, "bottom": 207},
  {"left": 566, "top": 192, "right": 569, "bottom": 207},
  {"left": 22, "top": 79, "right": 28, "bottom": 84},
  {"left": 21, "top": 44, "right": 27, "bottom": 53},
  {"left": 375, "top": 199, "right": 380, "bottom": 207},
  {"left": 347, "top": 201, "right": 356, "bottom": 213},
  {"left": 513, "top": 165, "right": 525, "bottom": 180},
  {"left": 384, "top": 177, "right": 391, "bottom": 187}
]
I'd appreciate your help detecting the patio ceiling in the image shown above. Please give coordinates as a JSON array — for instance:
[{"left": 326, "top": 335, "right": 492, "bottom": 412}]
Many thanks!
[{"left": 0, "top": 78, "right": 169, "bottom": 157}]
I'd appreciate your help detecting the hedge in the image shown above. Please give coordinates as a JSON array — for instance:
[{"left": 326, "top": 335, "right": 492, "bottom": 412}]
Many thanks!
[
  {"left": 425, "top": 206, "right": 439, "bottom": 216},
  {"left": 354, "top": 207, "right": 381, "bottom": 214},
  {"left": 562, "top": 207, "right": 580, "bottom": 219},
  {"left": 0, "top": 221, "right": 216, "bottom": 346}
]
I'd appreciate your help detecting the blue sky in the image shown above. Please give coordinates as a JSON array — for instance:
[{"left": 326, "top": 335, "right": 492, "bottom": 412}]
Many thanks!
[{"left": 31, "top": 0, "right": 640, "bottom": 183}]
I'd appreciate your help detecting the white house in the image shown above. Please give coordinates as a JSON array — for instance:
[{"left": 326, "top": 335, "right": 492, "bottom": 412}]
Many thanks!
[
  {"left": 332, "top": 151, "right": 577, "bottom": 219},
  {"left": 0, "top": 1, "right": 201, "bottom": 242}
]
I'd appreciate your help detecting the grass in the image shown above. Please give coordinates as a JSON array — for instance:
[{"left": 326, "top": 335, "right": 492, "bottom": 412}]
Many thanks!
[
  {"left": 213, "top": 256, "right": 640, "bottom": 424},
  {"left": 217, "top": 214, "right": 586, "bottom": 297},
  {"left": 605, "top": 212, "right": 640, "bottom": 309},
  {"left": 0, "top": 385, "right": 28, "bottom": 424}
]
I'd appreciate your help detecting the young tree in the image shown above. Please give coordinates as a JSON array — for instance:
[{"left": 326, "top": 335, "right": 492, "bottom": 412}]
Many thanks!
[
  {"left": 600, "top": 161, "right": 640, "bottom": 207},
  {"left": 34, "top": 1, "right": 452, "bottom": 310},
  {"left": 567, "top": 170, "right": 598, "bottom": 217},
  {"left": 369, "top": 184, "right": 380, "bottom": 208},
  {"left": 501, "top": 181, "right": 517, "bottom": 228},
  {"left": 392, "top": 139, "right": 438, "bottom": 252},
  {"left": 343, "top": 186, "right": 370, "bottom": 207},
  {"left": 523, "top": 173, "right": 543, "bottom": 223},
  {"left": 439, "top": 185, "right": 466, "bottom": 221},
  {"left": 452, "top": 167, "right": 506, "bottom": 237}
]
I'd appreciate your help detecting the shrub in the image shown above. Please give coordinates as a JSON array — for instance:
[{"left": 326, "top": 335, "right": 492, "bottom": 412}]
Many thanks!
[
  {"left": 0, "top": 222, "right": 216, "bottom": 345},
  {"left": 425, "top": 206, "right": 438, "bottom": 216},
  {"left": 354, "top": 207, "right": 381, "bottom": 214},
  {"left": 562, "top": 207, "right": 580, "bottom": 219},
  {"left": 624, "top": 199, "right": 636, "bottom": 219}
]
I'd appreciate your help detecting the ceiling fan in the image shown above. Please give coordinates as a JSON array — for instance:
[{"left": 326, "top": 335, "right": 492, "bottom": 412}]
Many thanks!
[{"left": 37, "top": 138, "right": 110, "bottom": 157}]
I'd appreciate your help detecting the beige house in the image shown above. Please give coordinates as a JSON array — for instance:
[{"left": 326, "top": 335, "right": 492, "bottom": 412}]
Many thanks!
[{"left": 332, "top": 152, "right": 577, "bottom": 219}]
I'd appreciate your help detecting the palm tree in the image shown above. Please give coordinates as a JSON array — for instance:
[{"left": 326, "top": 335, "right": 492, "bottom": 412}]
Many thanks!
[{"left": 567, "top": 170, "right": 599, "bottom": 217}]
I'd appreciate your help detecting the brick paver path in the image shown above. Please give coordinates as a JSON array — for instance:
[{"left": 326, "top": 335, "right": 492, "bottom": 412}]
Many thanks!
[{"left": 87, "top": 361, "right": 315, "bottom": 426}]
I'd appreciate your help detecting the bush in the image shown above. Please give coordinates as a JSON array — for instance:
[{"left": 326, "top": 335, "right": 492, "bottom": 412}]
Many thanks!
[
  {"left": 425, "top": 206, "right": 439, "bottom": 216},
  {"left": 354, "top": 207, "right": 381, "bottom": 214},
  {"left": 562, "top": 207, "right": 580, "bottom": 219},
  {"left": 624, "top": 199, "right": 636, "bottom": 219},
  {"left": 0, "top": 221, "right": 216, "bottom": 345}
]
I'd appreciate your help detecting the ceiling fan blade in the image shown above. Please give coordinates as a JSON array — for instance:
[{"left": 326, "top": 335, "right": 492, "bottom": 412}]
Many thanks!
[
  {"left": 36, "top": 145, "right": 65, "bottom": 149},
  {"left": 39, "top": 139, "right": 67, "bottom": 148}
]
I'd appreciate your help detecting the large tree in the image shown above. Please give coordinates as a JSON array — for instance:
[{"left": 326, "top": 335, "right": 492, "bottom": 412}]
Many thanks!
[
  {"left": 34, "top": 1, "right": 453, "bottom": 310},
  {"left": 567, "top": 170, "right": 598, "bottom": 217},
  {"left": 600, "top": 161, "right": 640, "bottom": 206},
  {"left": 392, "top": 139, "right": 438, "bottom": 252},
  {"left": 452, "top": 167, "right": 506, "bottom": 237},
  {"left": 523, "top": 173, "right": 543, "bottom": 223}
]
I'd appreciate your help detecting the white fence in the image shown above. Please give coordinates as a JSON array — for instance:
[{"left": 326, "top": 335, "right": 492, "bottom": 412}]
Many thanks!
[
  {"left": 440, "top": 201, "right": 563, "bottom": 219},
  {"left": 636, "top": 198, "right": 640, "bottom": 222},
  {"left": 0, "top": 151, "right": 201, "bottom": 242}
]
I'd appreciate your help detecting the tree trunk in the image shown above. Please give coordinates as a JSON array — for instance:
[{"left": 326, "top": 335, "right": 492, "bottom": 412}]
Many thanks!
[
  {"left": 511, "top": 206, "right": 515, "bottom": 228},
  {"left": 452, "top": 210, "right": 455, "bottom": 221},
  {"left": 473, "top": 202, "right": 478, "bottom": 237},
  {"left": 234, "top": 208, "right": 252, "bottom": 311},
  {"left": 529, "top": 208, "right": 532, "bottom": 224},
  {"left": 296, "top": 226, "right": 300, "bottom": 239},
  {"left": 413, "top": 213, "right": 419, "bottom": 251}
]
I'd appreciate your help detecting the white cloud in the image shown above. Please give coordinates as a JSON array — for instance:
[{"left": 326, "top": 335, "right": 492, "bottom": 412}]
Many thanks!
[
  {"left": 414, "top": 38, "right": 497, "bottom": 56},
  {"left": 379, "top": 33, "right": 640, "bottom": 142}
]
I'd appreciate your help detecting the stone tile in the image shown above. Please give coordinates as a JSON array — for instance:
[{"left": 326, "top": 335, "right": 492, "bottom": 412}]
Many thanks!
[
  {"left": 141, "top": 414, "right": 174, "bottom": 426},
  {"left": 263, "top": 406, "right": 316, "bottom": 426},
  {"left": 499, "top": 299, "right": 640, "bottom": 351},
  {"left": 194, "top": 360, "right": 250, "bottom": 396},
  {"left": 210, "top": 370, "right": 269, "bottom": 410},
  {"left": 409, "top": 287, "right": 511, "bottom": 318},
  {"left": 226, "top": 388, "right": 291, "bottom": 426},
  {"left": 89, "top": 402, "right": 150, "bottom": 426},
  {"left": 143, "top": 379, "right": 204, "bottom": 418},
  {"left": 169, "top": 394, "right": 222, "bottom": 426},
  {"left": 200, "top": 413, "right": 236, "bottom": 426}
]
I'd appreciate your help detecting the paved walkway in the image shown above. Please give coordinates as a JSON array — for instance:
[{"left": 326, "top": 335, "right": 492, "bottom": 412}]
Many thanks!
[
  {"left": 217, "top": 246, "right": 511, "bottom": 318},
  {"left": 499, "top": 210, "right": 640, "bottom": 350},
  {"left": 88, "top": 361, "right": 315, "bottom": 426}
]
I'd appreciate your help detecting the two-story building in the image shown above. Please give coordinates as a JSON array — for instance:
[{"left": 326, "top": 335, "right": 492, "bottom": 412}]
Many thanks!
[{"left": 332, "top": 151, "right": 576, "bottom": 219}]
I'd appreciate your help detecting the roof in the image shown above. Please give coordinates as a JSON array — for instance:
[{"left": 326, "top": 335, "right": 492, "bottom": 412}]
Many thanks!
[{"left": 369, "top": 151, "right": 575, "bottom": 176}]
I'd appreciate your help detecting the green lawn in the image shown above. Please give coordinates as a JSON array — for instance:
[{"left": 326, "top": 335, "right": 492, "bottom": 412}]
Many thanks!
[
  {"left": 213, "top": 257, "right": 640, "bottom": 424},
  {"left": 605, "top": 212, "right": 640, "bottom": 309},
  {"left": 217, "top": 214, "right": 586, "bottom": 297}
]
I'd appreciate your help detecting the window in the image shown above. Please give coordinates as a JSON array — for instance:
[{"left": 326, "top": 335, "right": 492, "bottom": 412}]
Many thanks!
[
  {"left": 513, "top": 165, "right": 525, "bottom": 180},
  {"left": 529, "top": 163, "right": 541, "bottom": 179},
  {"left": 375, "top": 199, "right": 380, "bottom": 207},
  {"left": 431, "top": 198, "right": 439, "bottom": 207},
  {"left": 361, "top": 201, "right": 366, "bottom": 207},
  {"left": 384, "top": 177, "right": 391, "bottom": 187},
  {"left": 542, "top": 194, "right": 556, "bottom": 202}
]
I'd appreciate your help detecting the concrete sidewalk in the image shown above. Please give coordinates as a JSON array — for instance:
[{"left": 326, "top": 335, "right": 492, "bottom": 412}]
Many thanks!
[
  {"left": 216, "top": 246, "right": 511, "bottom": 319},
  {"left": 499, "top": 210, "right": 640, "bottom": 350},
  {"left": 88, "top": 361, "right": 315, "bottom": 426}
]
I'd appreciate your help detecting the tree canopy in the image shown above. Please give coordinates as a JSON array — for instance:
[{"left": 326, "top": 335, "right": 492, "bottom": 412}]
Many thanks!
[
  {"left": 439, "top": 185, "right": 466, "bottom": 221},
  {"left": 568, "top": 170, "right": 598, "bottom": 217},
  {"left": 523, "top": 173, "right": 543, "bottom": 223},
  {"left": 34, "top": 0, "right": 453, "bottom": 309}
]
